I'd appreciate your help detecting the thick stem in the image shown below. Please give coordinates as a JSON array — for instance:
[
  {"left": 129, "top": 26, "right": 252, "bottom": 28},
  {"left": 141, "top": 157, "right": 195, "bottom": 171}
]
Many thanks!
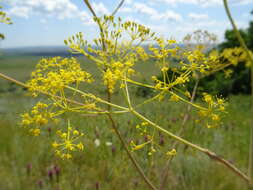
[{"left": 223, "top": 0, "right": 253, "bottom": 182}]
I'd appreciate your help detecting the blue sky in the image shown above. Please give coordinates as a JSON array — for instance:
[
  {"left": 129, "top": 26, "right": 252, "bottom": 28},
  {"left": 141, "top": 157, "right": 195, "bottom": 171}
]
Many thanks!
[{"left": 1, "top": 0, "right": 253, "bottom": 48}]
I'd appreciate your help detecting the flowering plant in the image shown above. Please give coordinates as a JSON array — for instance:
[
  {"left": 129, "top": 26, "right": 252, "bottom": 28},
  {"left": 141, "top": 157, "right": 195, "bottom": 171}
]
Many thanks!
[{"left": 0, "top": 0, "right": 253, "bottom": 189}]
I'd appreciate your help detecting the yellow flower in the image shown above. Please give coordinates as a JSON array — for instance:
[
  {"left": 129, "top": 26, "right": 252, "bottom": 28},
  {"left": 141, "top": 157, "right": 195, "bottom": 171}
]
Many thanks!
[
  {"left": 27, "top": 57, "right": 93, "bottom": 95},
  {"left": 29, "top": 128, "right": 41, "bottom": 136},
  {"left": 184, "top": 91, "right": 191, "bottom": 98},
  {"left": 166, "top": 149, "right": 177, "bottom": 156},
  {"left": 203, "top": 93, "right": 213, "bottom": 105},
  {"left": 161, "top": 67, "right": 168, "bottom": 72},
  {"left": 170, "top": 94, "right": 180, "bottom": 102},
  {"left": 167, "top": 39, "right": 176, "bottom": 45},
  {"left": 52, "top": 141, "right": 59, "bottom": 148},
  {"left": 211, "top": 114, "right": 220, "bottom": 121},
  {"left": 73, "top": 130, "right": 79, "bottom": 135},
  {"left": 52, "top": 121, "right": 85, "bottom": 159},
  {"left": 77, "top": 143, "right": 84, "bottom": 150}
]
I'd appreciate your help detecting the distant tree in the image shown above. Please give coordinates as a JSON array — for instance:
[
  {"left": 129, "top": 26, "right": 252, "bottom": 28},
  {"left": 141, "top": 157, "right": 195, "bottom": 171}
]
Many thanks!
[
  {"left": 219, "top": 10, "right": 252, "bottom": 51},
  {"left": 248, "top": 11, "right": 253, "bottom": 50},
  {"left": 195, "top": 10, "right": 253, "bottom": 96},
  {"left": 218, "top": 29, "right": 249, "bottom": 50}
]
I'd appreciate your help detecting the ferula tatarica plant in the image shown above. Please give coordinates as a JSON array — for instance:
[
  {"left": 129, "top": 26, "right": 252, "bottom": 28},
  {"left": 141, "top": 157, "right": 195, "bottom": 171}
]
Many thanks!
[
  {"left": 21, "top": 15, "right": 233, "bottom": 156},
  {"left": 1, "top": 0, "right": 253, "bottom": 189}
]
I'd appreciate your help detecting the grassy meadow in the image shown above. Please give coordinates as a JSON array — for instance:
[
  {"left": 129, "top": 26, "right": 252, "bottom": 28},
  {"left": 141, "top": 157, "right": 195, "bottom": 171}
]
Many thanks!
[{"left": 0, "top": 54, "right": 251, "bottom": 190}]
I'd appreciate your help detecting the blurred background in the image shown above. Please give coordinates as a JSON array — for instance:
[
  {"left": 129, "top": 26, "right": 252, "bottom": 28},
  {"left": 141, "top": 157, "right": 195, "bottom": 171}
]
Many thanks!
[{"left": 0, "top": 0, "right": 253, "bottom": 189}]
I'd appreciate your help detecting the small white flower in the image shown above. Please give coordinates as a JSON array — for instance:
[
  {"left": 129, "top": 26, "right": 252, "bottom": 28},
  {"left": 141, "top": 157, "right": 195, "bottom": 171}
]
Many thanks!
[
  {"left": 105, "top": 142, "right": 112, "bottom": 146},
  {"left": 94, "top": 139, "right": 100, "bottom": 147}
]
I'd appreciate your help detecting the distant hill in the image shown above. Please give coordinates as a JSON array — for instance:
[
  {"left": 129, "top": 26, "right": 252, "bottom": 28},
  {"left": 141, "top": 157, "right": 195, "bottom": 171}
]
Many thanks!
[
  {"left": 0, "top": 46, "right": 75, "bottom": 57},
  {"left": 0, "top": 44, "right": 215, "bottom": 57}
]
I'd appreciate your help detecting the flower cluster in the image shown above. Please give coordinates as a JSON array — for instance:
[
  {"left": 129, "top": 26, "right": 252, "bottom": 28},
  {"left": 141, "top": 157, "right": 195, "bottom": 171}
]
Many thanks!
[
  {"left": 220, "top": 47, "right": 248, "bottom": 66},
  {"left": 20, "top": 16, "right": 247, "bottom": 161},
  {"left": 20, "top": 102, "right": 55, "bottom": 136},
  {"left": 27, "top": 57, "right": 93, "bottom": 96},
  {"left": 198, "top": 93, "right": 226, "bottom": 128},
  {"left": 103, "top": 60, "right": 135, "bottom": 93},
  {"left": 64, "top": 16, "right": 155, "bottom": 93},
  {"left": 52, "top": 121, "right": 84, "bottom": 159}
]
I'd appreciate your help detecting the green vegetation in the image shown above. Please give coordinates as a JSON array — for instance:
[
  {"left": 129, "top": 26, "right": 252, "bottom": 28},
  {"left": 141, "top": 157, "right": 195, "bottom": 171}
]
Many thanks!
[
  {"left": 0, "top": 55, "right": 251, "bottom": 189},
  {"left": 1, "top": 1, "right": 252, "bottom": 189}
]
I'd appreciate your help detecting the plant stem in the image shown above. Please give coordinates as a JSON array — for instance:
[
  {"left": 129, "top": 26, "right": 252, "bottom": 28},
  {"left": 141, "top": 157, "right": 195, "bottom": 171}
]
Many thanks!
[
  {"left": 0, "top": 73, "right": 85, "bottom": 107},
  {"left": 66, "top": 86, "right": 129, "bottom": 111},
  {"left": 1, "top": 71, "right": 250, "bottom": 184},
  {"left": 104, "top": 84, "right": 157, "bottom": 190},
  {"left": 83, "top": 0, "right": 106, "bottom": 51},
  {"left": 81, "top": 1, "right": 158, "bottom": 188},
  {"left": 223, "top": 0, "right": 253, "bottom": 182},
  {"left": 121, "top": 76, "right": 251, "bottom": 184},
  {"left": 0, "top": 71, "right": 158, "bottom": 189},
  {"left": 159, "top": 78, "right": 199, "bottom": 190},
  {"left": 131, "top": 109, "right": 251, "bottom": 184},
  {"left": 107, "top": 113, "right": 158, "bottom": 190},
  {"left": 111, "top": 0, "right": 125, "bottom": 16}
]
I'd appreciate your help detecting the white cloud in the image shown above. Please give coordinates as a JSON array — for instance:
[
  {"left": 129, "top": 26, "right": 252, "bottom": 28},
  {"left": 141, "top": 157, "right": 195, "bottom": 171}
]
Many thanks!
[
  {"left": 174, "top": 19, "right": 231, "bottom": 41},
  {"left": 6, "top": 0, "right": 97, "bottom": 27},
  {"left": 151, "top": 0, "right": 253, "bottom": 7},
  {"left": 120, "top": 7, "right": 133, "bottom": 13},
  {"left": 125, "top": 0, "right": 133, "bottom": 4},
  {"left": 91, "top": 2, "right": 109, "bottom": 15},
  {"left": 147, "top": 24, "right": 169, "bottom": 34},
  {"left": 150, "top": 0, "right": 200, "bottom": 7},
  {"left": 123, "top": 16, "right": 142, "bottom": 24},
  {"left": 158, "top": 10, "right": 183, "bottom": 21},
  {"left": 231, "top": 0, "right": 253, "bottom": 5},
  {"left": 133, "top": 3, "right": 182, "bottom": 22},
  {"left": 79, "top": 11, "right": 95, "bottom": 26},
  {"left": 6, "top": 0, "right": 81, "bottom": 19},
  {"left": 189, "top": 13, "right": 209, "bottom": 20},
  {"left": 134, "top": 3, "right": 157, "bottom": 16},
  {"left": 8, "top": 6, "right": 31, "bottom": 18},
  {"left": 40, "top": 18, "right": 47, "bottom": 23}
]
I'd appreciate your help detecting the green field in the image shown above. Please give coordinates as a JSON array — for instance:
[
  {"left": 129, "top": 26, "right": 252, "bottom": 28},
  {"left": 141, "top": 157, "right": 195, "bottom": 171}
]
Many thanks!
[{"left": 0, "top": 55, "right": 251, "bottom": 190}]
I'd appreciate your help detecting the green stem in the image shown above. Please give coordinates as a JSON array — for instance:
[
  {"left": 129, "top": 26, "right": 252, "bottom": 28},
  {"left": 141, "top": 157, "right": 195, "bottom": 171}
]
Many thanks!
[
  {"left": 66, "top": 86, "right": 129, "bottom": 111},
  {"left": 223, "top": 0, "right": 253, "bottom": 182},
  {"left": 131, "top": 109, "right": 251, "bottom": 183},
  {"left": 83, "top": 0, "right": 106, "bottom": 51},
  {"left": 81, "top": 2, "right": 157, "bottom": 188},
  {"left": 159, "top": 78, "right": 199, "bottom": 190},
  {"left": 122, "top": 76, "right": 250, "bottom": 184},
  {"left": 111, "top": 0, "right": 125, "bottom": 16},
  {"left": 107, "top": 113, "right": 158, "bottom": 190},
  {"left": 0, "top": 73, "right": 85, "bottom": 107},
  {"left": 122, "top": 79, "right": 158, "bottom": 190}
]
